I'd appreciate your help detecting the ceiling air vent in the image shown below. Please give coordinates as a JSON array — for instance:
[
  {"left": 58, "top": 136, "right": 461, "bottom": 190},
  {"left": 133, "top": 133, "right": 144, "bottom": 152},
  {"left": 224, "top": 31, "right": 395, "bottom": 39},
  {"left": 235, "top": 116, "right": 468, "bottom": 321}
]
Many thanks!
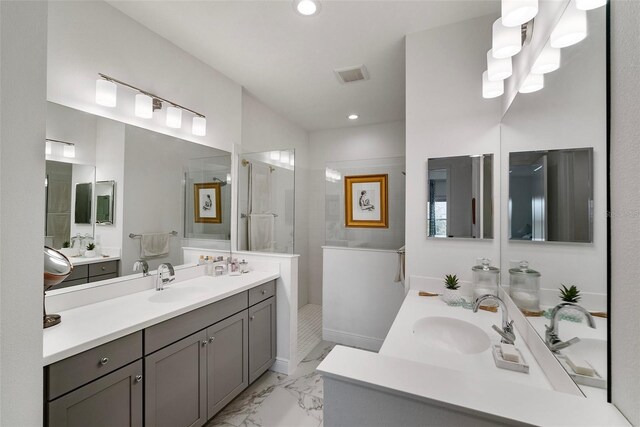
[{"left": 334, "top": 65, "right": 369, "bottom": 84}]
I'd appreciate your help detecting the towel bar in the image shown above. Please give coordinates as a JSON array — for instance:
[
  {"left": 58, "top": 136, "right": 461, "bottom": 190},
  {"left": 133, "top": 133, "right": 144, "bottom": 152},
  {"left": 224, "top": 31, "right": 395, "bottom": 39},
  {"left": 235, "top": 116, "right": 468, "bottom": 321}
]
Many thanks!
[
  {"left": 240, "top": 213, "right": 278, "bottom": 219},
  {"left": 129, "top": 231, "right": 178, "bottom": 239}
]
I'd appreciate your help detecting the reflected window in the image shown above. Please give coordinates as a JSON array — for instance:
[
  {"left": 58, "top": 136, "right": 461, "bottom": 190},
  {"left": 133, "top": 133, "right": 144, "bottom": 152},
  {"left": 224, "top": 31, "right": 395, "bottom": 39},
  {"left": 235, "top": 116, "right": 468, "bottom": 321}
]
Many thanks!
[{"left": 428, "top": 169, "right": 448, "bottom": 237}]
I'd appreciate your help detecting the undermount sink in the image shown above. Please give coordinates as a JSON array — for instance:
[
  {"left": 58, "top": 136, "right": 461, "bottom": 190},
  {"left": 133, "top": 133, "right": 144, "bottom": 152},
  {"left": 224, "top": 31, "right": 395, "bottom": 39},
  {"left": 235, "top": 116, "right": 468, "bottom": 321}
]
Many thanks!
[
  {"left": 148, "top": 286, "right": 210, "bottom": 303},
  {"left": 412, "top": 316, "right": 491, "bottom": 355}
]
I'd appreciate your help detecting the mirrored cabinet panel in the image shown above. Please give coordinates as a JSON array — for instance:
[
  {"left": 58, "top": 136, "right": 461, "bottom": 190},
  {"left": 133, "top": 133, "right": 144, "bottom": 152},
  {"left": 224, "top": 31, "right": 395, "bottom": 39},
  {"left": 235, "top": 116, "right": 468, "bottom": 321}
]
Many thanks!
[
  {"left": 427, "top": 154, "right": 493, "bottom": 239},
  {"left": 95, "top": 180, "right": 115, "bottom": 225}
]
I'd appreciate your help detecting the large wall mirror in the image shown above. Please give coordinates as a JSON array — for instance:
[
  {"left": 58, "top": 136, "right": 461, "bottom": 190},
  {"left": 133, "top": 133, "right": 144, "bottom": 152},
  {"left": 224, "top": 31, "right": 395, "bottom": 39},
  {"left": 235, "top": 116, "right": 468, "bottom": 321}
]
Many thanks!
[
  {"left": 46, "top": 102, "right": 232, "bottom": 289},
  {"left": 500, "top": 5, "right": 607, "bottom": 400},
  {"left": 427, "top": 154, "right": 493, "bottom": 239}
]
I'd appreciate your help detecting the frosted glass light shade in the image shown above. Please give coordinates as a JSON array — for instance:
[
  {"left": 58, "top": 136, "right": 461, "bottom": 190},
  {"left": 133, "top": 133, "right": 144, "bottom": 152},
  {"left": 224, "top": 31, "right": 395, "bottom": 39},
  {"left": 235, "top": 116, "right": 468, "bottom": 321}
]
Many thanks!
[
  {"left": 135, "top": 94, "right": 153, "bottom": 118},
  {"left": 492, "top": 18, "right": 522, "bottom": 58},
  {"left": 270, "top": 151, "right": 280, "bottom": 161},
  {"left": 166, "top": 107, "right": 182, "bottom": 128},
  {"left": 226, "top": 173, "right": 232, "bottom": 185},
  {"left": 487, "top": 49, "right": 512, "bottom": 81},
  {"left": 576, "top": 0, "right": 606, "bottom": 10},
  {"left": 502, "top": 0, "right": 538, "bottom": 27},
  {"left": 289, "top": 156, "right": 295, "bottom": 167},
  {"left": 482, "top": 71, "right": 504, "bottom": 99},
  {"left": 519, "top": 73, "right": 544, "bottom": 93},
  {"left": 531, "top": 43, "right": 561, "bottom": 74},
  {"left": 192, "top": 116, "right": 206, "bottom": 136},
  {"left": 63, "top": 144, "right": 75, "bottom": 158},
  {"left": 550, "top": 3, "right": 587, "bottom": 48},
  {"left": 295, "top": 0, "right": 320, "bottom": 16},
  {"left": 45, "top": 141, "right": 52, "bottom": 155},
  {"left": 280, "top": 151, "right": 290, "bottom": 164},
  {"left": 95, "top": 79, "right": 117, "bottom": 107}
]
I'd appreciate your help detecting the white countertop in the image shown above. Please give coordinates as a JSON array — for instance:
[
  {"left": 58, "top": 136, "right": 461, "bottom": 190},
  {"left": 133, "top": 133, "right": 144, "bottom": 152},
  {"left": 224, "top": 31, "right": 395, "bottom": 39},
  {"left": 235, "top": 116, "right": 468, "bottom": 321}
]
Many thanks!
[
  {"left": 67, "top": 255, "right": 120, "bottom": 266},
  {"left": 43, "top": 271, "right": 278, "bottom": 365}
]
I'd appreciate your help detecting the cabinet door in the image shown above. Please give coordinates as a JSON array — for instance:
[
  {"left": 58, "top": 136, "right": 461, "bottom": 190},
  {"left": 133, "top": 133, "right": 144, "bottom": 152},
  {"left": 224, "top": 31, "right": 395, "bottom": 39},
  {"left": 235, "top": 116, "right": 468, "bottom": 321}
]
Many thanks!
[
  {"left": 145, "top": 331, "right": 207, "bottom": 427},
  {"left": 47, "top": 360, "right": 143, "bottom": 427},
  {"left": 248, "top": 297, "right": 276, "bottom": 384},
  {"left": 206, "top": 310, "right": 248, "bottom": 419}
]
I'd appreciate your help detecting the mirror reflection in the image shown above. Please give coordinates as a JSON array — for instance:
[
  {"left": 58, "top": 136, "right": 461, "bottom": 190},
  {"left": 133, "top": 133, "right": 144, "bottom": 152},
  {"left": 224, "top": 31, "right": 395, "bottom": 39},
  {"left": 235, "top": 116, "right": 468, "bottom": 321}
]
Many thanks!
[
  {"left": 500, "top": 5, "right": 607, "bottom": 399},
  {"left": 95, "top": 180, "right": 115, "bottom": 225},
  {"left": 427, "top": 154, "right": 493, "bottom": 239},
  {"left": 509, "top": 148, "right": 593, "bottom": 242}
]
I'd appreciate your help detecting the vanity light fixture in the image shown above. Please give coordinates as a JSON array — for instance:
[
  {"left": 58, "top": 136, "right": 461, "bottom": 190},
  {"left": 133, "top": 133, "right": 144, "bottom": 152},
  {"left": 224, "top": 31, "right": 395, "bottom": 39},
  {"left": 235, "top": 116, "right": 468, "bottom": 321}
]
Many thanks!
[
  {"left": 270, "top": 151, "right": 281, "bottom": 161},
  {"left": 46, "top": 138, "right": 76, "bottom": 159},
  {"left": 531, "top": 42, "right": 561, "bottom": 74},
  {"left": 576, "top": 0, "right": 607, "bottom": 10},
  {"left": 63, "top": 144, "right": 76, "bottom": 158},
  {"left": 289, "top": 156, "right": 295, "bottom": 167},
  {"left": 492, "top": 18, "right": 522, "bottom": 58},
  {"left": 95, "top": 73, "right": 207, "bottom": 136},
  {"left": 519, "top": 73, "right": 544, "bottom": 93},
  {"left": 502, "top": 0, "right": 538, "bottom": 27},
  {"left": 226, "top": 173, "right": 232, "bottom": 185},
  {"left": 487, "top": 49, "right": 512, "bottom": 81},
  {"left": 45, "top": 140, "right": 52, "bottom": 155},
  {"left": 550, "top": 2, "right": 587, "bottom": 48},
  {"left": 482, "top": 71, "right": 504, "bottom": 99},
  {"left": 348, "top": 114, "right": 359, "bottom": 120},
  {"left": 280, "top": 151, "right": 291, "bottom": 165},
  {"left": 294, "top": 0, "right": 320, "bottom": 16}
]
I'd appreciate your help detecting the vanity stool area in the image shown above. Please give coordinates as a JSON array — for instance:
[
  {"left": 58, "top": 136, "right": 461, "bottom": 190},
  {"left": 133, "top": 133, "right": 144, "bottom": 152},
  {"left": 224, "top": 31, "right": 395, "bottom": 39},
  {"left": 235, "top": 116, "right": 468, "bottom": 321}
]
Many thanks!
[{"left": 43, "top": 280, "right": 276, "bottom": 427}]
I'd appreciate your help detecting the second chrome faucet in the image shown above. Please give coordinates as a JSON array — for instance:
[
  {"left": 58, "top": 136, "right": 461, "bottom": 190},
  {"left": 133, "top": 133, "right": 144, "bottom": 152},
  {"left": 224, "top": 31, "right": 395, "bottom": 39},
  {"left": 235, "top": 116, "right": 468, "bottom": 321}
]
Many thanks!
[{"left": 156, "top": 263, "right": 175, "bottom": 291}]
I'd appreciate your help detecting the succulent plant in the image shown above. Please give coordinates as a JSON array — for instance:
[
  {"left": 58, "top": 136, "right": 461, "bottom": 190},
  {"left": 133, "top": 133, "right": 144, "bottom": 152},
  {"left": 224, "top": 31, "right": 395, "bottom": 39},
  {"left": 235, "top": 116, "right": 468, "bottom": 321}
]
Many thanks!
[
  {"left": 86, "top": 243, "right": 96, "bottom": 251},
  {"left": 559, "top": 284, "right": 581, "bottom": 303},
  {"left": 62, "top": 241, "right": 70, "bottom": 248},
  {"left": 444, "top": 274, "right": 460, "bottom": 290}
]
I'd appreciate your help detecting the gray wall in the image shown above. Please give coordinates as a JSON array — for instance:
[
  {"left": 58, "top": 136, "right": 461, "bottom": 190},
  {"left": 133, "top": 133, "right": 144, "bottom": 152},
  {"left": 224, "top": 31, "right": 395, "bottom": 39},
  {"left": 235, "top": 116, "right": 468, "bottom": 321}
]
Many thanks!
[{"left": 611, "top": 1, "right": 640, "bottom": 424}]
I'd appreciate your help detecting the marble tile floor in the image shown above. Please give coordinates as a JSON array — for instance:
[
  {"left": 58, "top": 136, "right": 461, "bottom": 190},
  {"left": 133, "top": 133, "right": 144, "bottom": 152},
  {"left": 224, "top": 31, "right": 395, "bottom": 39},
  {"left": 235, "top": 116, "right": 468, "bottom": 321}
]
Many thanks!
[{"left": 206, "top": 340, "right": 335, "bottom": 427}]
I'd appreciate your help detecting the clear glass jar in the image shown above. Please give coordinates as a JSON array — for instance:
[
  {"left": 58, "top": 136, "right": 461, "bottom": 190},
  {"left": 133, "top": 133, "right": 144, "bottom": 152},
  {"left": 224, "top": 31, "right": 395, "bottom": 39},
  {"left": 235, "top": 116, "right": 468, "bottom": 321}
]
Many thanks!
[
  {"left": 509, "top": 261, "right": 541, "bottom": 310},
  {"left": 472, "top": 258, "right": 500, "bottom": 301}
]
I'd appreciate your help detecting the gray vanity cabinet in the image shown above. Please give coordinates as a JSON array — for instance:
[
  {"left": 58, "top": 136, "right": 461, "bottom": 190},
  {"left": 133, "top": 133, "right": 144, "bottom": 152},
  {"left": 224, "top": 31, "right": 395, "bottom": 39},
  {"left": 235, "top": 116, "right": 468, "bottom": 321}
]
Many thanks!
[
  {"left": 47, "top": 360, "right": 143, "bottom": 427},
  {"left": 144, "top": 330, "right": 208, "bottom": 427},
  {"left": 248, "top": 296, "right": 276, "bottom": 384},
  {"left": 206, "top": 310, "right": 249, "bottom": 419}
]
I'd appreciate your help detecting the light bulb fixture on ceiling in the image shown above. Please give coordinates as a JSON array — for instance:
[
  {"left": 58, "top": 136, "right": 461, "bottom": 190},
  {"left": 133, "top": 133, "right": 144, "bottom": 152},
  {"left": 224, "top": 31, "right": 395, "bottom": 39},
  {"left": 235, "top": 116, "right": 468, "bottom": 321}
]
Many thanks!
[
  {"left": 502, "top": 0, "right": 538, "bottom": 27},
  {"left": 519, "top": 73, "right": 544, "bottom": 93},
  {"left": 348, "top": 114, "right": 359, "bottom": 120},
  {"left": 492, "top": 18, "right": 522, "bottom": 58},
  {"left": 550, "top": 2, "right": 587, "bottom": 48},
  {"left": 294, "top": 0, "right": 320, "bottom": 16},
  {"left": 531, "top": 42, "right": 561, "bottom": 74},
  {"left": 487, "top": 49, "right": 512, "bottom": 81},
  {"left": 95, "top": 73, "right": 206, "bottom": 136},
  {"left": 576, "top": 0, "right": 606, "bottom": 10},
  {"left": 482, "top": 71, "right": 504, "bottom": 99}
]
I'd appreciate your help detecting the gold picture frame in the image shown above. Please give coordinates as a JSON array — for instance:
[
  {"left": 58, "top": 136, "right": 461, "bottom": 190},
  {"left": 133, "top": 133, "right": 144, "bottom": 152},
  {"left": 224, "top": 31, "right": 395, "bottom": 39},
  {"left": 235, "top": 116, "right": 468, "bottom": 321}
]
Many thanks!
[
  {"left": 194, "top": 182, "right": 222, "bottom": 224},
  {"left": 345, "top": 174, "right": 388, "bottom": 228}
]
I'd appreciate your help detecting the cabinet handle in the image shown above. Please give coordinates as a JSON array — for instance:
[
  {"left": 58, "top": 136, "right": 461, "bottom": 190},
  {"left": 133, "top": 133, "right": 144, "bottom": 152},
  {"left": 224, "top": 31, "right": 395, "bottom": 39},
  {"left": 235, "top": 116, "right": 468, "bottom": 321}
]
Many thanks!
[
  {"left": 101, "top": 266, "right": 106, "bottom": 271},
  {"left": 100, "top": 357, "right": 109, "bottom": 366},
  {"left": 261, "top": 290, "right": 266, "bottom": 295},
  {"left": 201, "top": 340, "right": 208, "bottom": 347},
  {"left": 250, "top": 316, "right": 255, "bottom": 321},
  {"left": 135, "top": 374, "right": 143, "bottom": 383},
  {"left": 208, "top": 337, "right": 215, "bottom": 343}
]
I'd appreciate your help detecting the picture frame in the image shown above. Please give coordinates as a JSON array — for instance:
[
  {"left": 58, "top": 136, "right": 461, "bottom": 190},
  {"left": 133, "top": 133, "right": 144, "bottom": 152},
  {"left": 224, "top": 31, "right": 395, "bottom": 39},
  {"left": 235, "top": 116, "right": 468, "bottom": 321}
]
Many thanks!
[
  {"left": 344, "top": 174, "right": 388, "bottom": 228},
  {"left": 194, "top": 182, "right": 222, "bottom": 223}
]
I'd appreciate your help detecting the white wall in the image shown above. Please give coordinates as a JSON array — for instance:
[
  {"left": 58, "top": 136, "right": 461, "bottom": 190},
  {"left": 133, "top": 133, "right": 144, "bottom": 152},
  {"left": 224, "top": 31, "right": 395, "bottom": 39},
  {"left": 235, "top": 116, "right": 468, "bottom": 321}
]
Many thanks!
[
  {"left": 47, "top": 0, "right": 242, "bottom": 153},
  {"left": 241, "top": 91, "right": 310, "bottom": 308},
  {"left": 308, "top": 121, "right": 406, "bottom": 305},
  {"left": 0, "top": 2, "right": 47, "bottom": 425},
  {"left": 405, "top": 15, "right": 501, "bottom": 287},
  {"left": 610, "top": 1, "right": 640, "bottom": 424}
]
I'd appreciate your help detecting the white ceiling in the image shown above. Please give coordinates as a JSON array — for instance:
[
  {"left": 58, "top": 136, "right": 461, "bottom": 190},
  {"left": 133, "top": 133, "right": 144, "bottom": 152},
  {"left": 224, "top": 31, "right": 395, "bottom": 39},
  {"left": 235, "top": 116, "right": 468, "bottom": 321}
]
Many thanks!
[{"left": 108, "top": 1, "right": 499, "bottom": 131}]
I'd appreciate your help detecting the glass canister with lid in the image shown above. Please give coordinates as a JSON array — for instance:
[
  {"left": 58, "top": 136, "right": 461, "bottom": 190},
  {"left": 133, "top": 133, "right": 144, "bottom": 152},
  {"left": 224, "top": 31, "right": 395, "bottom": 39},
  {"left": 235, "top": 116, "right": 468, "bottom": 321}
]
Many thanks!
[
  {"left": 472, "top": 258, "right": 500, "bottom": 301},
  {"left": 509, "top": 261, "right": 541, "bottom": 310}
]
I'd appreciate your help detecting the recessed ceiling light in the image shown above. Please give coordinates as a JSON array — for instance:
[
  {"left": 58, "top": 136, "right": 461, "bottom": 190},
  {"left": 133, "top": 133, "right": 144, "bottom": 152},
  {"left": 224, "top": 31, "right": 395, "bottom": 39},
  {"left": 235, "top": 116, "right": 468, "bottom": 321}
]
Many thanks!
[
  {"left": 294, "top": 0, "right": 320, "bottom": 16},
  {"left": 348, "top": 114, "right": 359, "bottom": 120}
]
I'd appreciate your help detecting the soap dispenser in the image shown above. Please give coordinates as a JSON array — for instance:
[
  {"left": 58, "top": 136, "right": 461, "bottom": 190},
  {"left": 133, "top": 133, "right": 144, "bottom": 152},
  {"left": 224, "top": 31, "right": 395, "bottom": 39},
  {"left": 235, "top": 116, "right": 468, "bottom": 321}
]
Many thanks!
[{"left": 472, "top": 258, "right": 500, "bottom": 301}]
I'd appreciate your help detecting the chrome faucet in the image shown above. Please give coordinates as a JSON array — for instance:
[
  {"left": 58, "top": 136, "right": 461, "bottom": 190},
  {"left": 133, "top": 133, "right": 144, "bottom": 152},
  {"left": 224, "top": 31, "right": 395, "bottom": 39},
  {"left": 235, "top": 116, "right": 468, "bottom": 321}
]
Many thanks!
[
  {"left": 545, "top": 303, "right": 596, "bottom": 352},
  {"left": 473, "top": 294, "right": 516, "bottom": 345},
  {"left": 133, "top": 260, "right": 150, "bottom": 276},
  {"left": 156, "top": 263, "right": 175, "bottom": 291}
]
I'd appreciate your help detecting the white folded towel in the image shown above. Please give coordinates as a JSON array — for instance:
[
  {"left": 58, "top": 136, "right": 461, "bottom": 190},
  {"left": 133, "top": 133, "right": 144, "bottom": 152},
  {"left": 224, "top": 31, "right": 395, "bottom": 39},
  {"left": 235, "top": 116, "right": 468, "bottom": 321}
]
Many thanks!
[
  {"left": 394, "top": 245, "right": 406, "bottom": 293},
  {"left": 140, "top": 233, "right": 170, "bottom": 258},
  {"left": 248, "top": 214, "right": 275, "bottom": 252}
]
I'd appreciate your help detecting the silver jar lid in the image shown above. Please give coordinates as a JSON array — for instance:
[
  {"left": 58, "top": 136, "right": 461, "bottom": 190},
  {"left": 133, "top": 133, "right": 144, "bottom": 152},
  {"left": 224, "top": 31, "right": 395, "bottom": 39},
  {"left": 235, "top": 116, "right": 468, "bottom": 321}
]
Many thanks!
[
  {"left": 508, "top": 260, "right": 541, "bottom": 277},
  {"left": 471, "top": 258, "right": 499, "bottom": 273}
]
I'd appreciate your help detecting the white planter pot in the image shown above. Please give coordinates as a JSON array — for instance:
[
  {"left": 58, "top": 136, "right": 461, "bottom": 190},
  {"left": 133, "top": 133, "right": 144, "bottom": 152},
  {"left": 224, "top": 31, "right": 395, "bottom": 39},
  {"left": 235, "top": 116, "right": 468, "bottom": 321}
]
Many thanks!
[
  {"left": 441, "top": 289, "right": 464, "bottom": 306},
  {"left": 84, "top": 250, "right": 96, "bottom": 258}
]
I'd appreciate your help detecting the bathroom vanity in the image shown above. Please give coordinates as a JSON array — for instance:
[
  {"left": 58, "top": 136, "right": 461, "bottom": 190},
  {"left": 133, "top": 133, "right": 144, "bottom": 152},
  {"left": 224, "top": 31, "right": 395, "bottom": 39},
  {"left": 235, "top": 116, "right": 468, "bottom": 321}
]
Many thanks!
[
  {"left": 43, "top": 272, "right": 277, "bottom": 427},
  {"left": 53, "top": 257, "right": 120, "bottom": 290}
]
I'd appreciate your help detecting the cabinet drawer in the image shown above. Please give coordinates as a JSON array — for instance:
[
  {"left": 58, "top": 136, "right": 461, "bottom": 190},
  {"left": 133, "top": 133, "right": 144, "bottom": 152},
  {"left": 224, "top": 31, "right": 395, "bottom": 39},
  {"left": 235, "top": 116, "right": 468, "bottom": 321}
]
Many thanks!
[
  {"left": 64, "top": 264, "right": 88, "bottom": 281},
  {"left": 145, "top": 291, "right": 248, "bottom": 355},
  {"left": 88, "top": 272, "right": 118, "bottom": 283},
  {"left": 248, "top": 281, "right": 275, "bottom": 307},
  {"left": 89, "top": 261, "right": 118, "bottom": 277},
  {"left": 52, "top": 278, "right": 89, "bottom": 290},
  {"left": 47, "top": 331, "right": 142, "bottom": 401}
]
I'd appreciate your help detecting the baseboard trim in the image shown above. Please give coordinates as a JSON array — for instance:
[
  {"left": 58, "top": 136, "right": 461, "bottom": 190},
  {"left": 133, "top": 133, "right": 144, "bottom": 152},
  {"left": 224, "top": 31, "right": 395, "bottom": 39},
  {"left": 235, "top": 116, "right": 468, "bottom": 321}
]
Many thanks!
[
  {"left": 323, "top": 328, "right": 383, "bottom": 352},
  {"left": 270, "top": 357, "right": 290, "bottom": 375}
]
